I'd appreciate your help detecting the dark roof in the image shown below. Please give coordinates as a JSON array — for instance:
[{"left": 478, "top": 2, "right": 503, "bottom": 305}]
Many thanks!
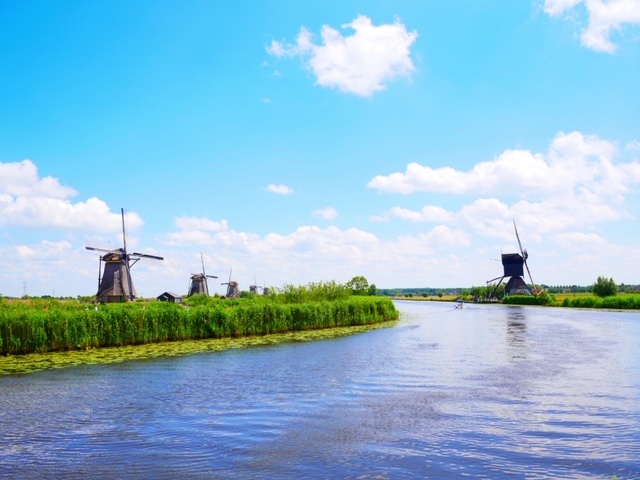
[{"left": 157, "top": 291, "right": 182, "bottom": 300}]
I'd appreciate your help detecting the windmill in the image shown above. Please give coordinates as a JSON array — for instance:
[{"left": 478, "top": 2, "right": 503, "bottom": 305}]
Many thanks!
[
  {"left": 221, "top": 268, "right": 239, "bottom": 298},
  {"left": 188, "top": 253, "right": 218, "bottom": 296},
  {"left": 487, "top": 219, "right": 537, "bottom": 297},
  {"left": 85, "top": 208, "right": 163, "bottom": 303},
  {"left": 249, "top": 277, "right": 262, "bottom": 295}
]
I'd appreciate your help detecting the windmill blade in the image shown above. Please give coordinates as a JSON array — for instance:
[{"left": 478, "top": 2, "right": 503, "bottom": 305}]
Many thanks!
[
  {"left": 121, "top": 208, "right": 128, "bottom": 256},
  {"left": 131, "top": 252, "right": 164, "bottom": 261},
  {"left": 206, "top": 275, "right": 218, "bottom": 279},
  {"left": 201, "top": 252, "right": 206, "bottom": 277},
  {"left": 524, "top": 259, "right": 536, "bottom": 293},
  {"left": 124, "top": 256, "right": 135, "bottom": 301},
  {"left": 86, "top": 246, "right": 117, "bottom": 253},
  {"left": 486, "top": 275, "right": 505, "bottom": 284},
  {"left": 513, "top": 219, "right": 525, "bottom": 257}
]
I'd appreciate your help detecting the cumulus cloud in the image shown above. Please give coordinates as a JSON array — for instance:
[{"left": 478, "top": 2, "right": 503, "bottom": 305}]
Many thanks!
[
  {"left": 15, "top": 240, "right": 72, "bottom": 259},
  {"left": 373, "top": 205, "right": 455, "bottom": 223},
  {"left": 627, "top": 140, "right": 640, "bottom": 151},
  {"left": 0, "top": 159, "right": 142, "bottom": 232},
  {"left": 368, "top": 131, "right": 639, "bottom": 247},
  {"left": 544, "top": 0, "right": 640, "bottom": 52},
  {"left": 313, "top": 207, "right": 339, "bottom": 220},
  {"left": 267, "top": 15, "right": 418, "bottom": 96},
  {"left": 265, "top": 184, "right": 295, "bottom": 195},
  {"left": 174, "top": 217, "right": 228, "bottom": 232},
  {"left": 0, "top": 159, "right": 77, "bottom": 198},
  {"left": 368, "top": 131, "right": 638, "bottom": 201}
]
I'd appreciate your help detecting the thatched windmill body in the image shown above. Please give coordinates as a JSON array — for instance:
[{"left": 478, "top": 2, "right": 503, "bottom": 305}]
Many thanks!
[
  {"left": 249, "top": 277, "right": 263, "bottom": 295},
  {"left": 487, "top": 220, "right": 536, "bottom": 297},
  {"left": 188, "top": 253, "right": 218, "bottom": 296},
  {"left": 221, "top": 268, "right": 239, "bottom": 298},
  {"left": 85, "top": 208, "right": 163, "bottom": 303}
]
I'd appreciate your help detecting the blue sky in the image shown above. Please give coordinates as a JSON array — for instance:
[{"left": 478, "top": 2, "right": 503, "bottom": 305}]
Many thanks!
[{"left": 1, "top": 0, "right": 639, "bottom": 298}]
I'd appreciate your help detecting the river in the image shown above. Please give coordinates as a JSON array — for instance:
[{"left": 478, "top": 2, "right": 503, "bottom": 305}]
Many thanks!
[{"left": 1, "top": 300, "right": 639, "bottom": 479}]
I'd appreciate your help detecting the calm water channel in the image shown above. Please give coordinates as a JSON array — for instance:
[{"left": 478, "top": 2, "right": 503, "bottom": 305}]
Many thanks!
[{"left": 1, "top": 301, "right": 639, "bottom": 479}]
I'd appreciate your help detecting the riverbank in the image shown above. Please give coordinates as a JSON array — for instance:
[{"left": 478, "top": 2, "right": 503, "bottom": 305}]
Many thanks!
[
  {"left": 0, "top": 296, "right": 398, "bottom": 356},
  {"left": 393, "top": 292, "right": 640, "bottom": 309}
]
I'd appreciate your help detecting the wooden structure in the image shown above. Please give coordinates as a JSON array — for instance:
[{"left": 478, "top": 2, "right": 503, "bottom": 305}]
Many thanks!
[{"left": 85, "top": 208, "right": 163, "bottom": 303}]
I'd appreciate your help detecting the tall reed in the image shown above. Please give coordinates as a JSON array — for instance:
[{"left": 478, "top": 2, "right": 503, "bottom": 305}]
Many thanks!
[{"left": 0, "top": 296, "right": 398, "bottom": 355}]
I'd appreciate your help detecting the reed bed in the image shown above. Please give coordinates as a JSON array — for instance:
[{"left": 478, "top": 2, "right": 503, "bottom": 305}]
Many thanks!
[
  {"left": 559, "top": 294, "right": 640, "bottom": 309},
  {"left": 502, "top": 292, "right": 640, "bottom": 309},
  {"left": 0, "top": 296, "right": 398, "bottom": 356}
]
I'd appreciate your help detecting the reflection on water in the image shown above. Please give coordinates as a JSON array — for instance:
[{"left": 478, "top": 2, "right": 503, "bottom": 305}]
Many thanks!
[
  {"left": 0, "top": 301, "right": 639, "bottom": 479},
  {"left": 506, "top": 307, "right": 527, "bottom": 361}
]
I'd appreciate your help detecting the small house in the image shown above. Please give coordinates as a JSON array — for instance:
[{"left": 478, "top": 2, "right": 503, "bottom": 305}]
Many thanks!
[{"left": 157, "top": 291, "right": 183, "bottom": 304}]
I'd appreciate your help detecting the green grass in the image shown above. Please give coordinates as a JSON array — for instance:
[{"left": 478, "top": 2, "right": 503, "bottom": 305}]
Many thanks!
[
  {"left": 502, "top": 292, "right": 640, "bottom": 309},
  {"left": 0, "top": 296, "right": 398, "bottom": 356}
]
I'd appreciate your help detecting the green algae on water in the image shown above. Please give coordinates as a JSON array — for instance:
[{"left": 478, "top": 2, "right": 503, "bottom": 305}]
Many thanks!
[{"left": 0, "top": 320, "right": 398, "bottom": 375}]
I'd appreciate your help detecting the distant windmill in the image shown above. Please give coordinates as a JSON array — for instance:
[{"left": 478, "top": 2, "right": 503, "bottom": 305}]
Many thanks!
[
  {"left": 188, "top": 253, "right": 218, "bottom": 296},
  {"left": 487, "top": 219, "right": 537, "bottom": 297},
  {"left": 249, "top": 277, "right": 262, "bottom": 295},
  {"left": 221, "top": 268, "right": 239, "bottom": 298},
  {"left": 86, "top": 208, "right": 163, "bottom": 303}
]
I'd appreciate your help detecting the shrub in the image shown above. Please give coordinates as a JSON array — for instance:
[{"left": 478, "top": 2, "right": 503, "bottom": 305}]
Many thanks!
[{"left": 593, "top": 276, "right": 618, "bottom": 297}]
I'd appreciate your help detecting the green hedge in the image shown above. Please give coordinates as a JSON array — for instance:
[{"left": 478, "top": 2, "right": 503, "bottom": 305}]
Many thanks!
[
  {"left": 0, "top": 296, "right": 398, "bottom": 355},
  {"left": 502, "top": 292, "right": 555, "bottom": 306},
  {"left": 561, "top": 295, "right": 640, "bottom": 309}
]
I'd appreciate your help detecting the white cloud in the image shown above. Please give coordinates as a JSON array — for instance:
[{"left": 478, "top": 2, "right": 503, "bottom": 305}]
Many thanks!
[
  {"left": 174, "top": 217, "right": 228, "bottom": 232},
  {"left": 544, "top": 0, "right": 584, "bottom": 16},
  {"left": 368, "top": 131, "right": 639, "bottom": 259},
  {"left": 375, "top": 205, "right": 455, "bottom": 223},
  {"left": 265, "top": 184, "right": 295, "bottom": 195},
  {"left": 544, "top": 0, "right": 640, "bottom": 52},
  {"left": 368, "top": 131, "right": 639, "bottom": 203},
  {"left": 267, "top": 15, "right": 418, "bottom": 96},
  {"left": 367, "top": 151, "right": 555, "bottom": 195},
  {"left": 313, "top": 207, "right": 339, "bottom": 220},
  {"left": 0, "top": 159, "right": 77, "bottom": 198},
  {"left": 0, "top": 160, "right": 143, "bottom": 232},
  {"left": 14, "top": 240, "right": 73, "bottom": 259},
  {"left": 626, "top": 140, "right": 640, "bottom": 151}
]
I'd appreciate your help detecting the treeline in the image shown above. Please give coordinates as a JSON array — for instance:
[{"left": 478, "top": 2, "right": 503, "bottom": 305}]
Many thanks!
[
  {"left": 378, "top": 283, "right": 640, "bottom": 298},
  {"left": 0, "top": 283, "right": 398, "bottom": 356},
  {"left": 378, "top": 288, "right": 457, "bottom": 297},
  {"left": 503, "top": 294, "right": 640, "bottom": 309}
]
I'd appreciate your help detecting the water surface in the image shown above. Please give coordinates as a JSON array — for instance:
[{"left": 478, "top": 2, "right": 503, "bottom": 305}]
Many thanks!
[{"left": 1, "top": 301, "right": 638, "bottom": 478}]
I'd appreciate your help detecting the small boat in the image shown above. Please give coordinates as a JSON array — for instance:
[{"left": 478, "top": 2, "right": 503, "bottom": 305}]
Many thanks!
[{"left": 455, "top": 300, "right": 464, "bottom": 309}]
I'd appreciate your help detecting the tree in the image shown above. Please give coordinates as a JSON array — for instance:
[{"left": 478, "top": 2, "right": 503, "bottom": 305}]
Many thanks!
[
  {"left": 592, "top": 276, "right": 618, "bottom": 297},
  {"left": 346, "top": 276, "right": 370, "bottom": 296}
]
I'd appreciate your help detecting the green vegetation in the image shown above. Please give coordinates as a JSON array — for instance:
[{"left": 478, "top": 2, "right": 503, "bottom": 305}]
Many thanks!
[
  {"left": 559, "top": 294, "right": 640, "bottom": 309},
  {"left": 0, "top": 321, "right": 399, "bottom": 375},
  {"left": 501, "top": 291, "right": 556, "bottom": 306},
  {"left": 392, "top": 280, "right": 639, "bottom": 310},
  {"left": 0, "top": 279, "right": 398, "bottom": 356},
  {"left": 345, "top": 276, "right": 377, "bottom": 296},
  {"left": 592, "top": 276, "right": 618, "bottom": 297}
]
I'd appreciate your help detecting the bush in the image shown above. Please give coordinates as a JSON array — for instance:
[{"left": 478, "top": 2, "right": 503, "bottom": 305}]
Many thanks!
[{"left": 593, "top": 276, "right": 618, "bottom": 297}]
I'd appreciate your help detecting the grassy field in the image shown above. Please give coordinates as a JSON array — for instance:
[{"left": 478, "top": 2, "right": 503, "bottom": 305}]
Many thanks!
[
  {"left": 0, "top": 295, "right": 398, "bottom": 356},
  {"left": 393, "top": 291, "right": 640, "bottom": 309}
]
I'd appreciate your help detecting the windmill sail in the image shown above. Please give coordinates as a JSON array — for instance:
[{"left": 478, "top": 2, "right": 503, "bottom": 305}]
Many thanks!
[
  {"left": 487, "top": 219, "right": 536, "bottom": 297},
  {"left": 513, "top": 220, "right": 536, "bottom": 293},
  {"left": 86, "top": 208, "right": 163, "bottom": 303},
  {"left": 188, "top": 253, "right": 218, "bottom": 296},
  {"left": 221, "top": 268, "right": 239, "bottom": 298}
]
